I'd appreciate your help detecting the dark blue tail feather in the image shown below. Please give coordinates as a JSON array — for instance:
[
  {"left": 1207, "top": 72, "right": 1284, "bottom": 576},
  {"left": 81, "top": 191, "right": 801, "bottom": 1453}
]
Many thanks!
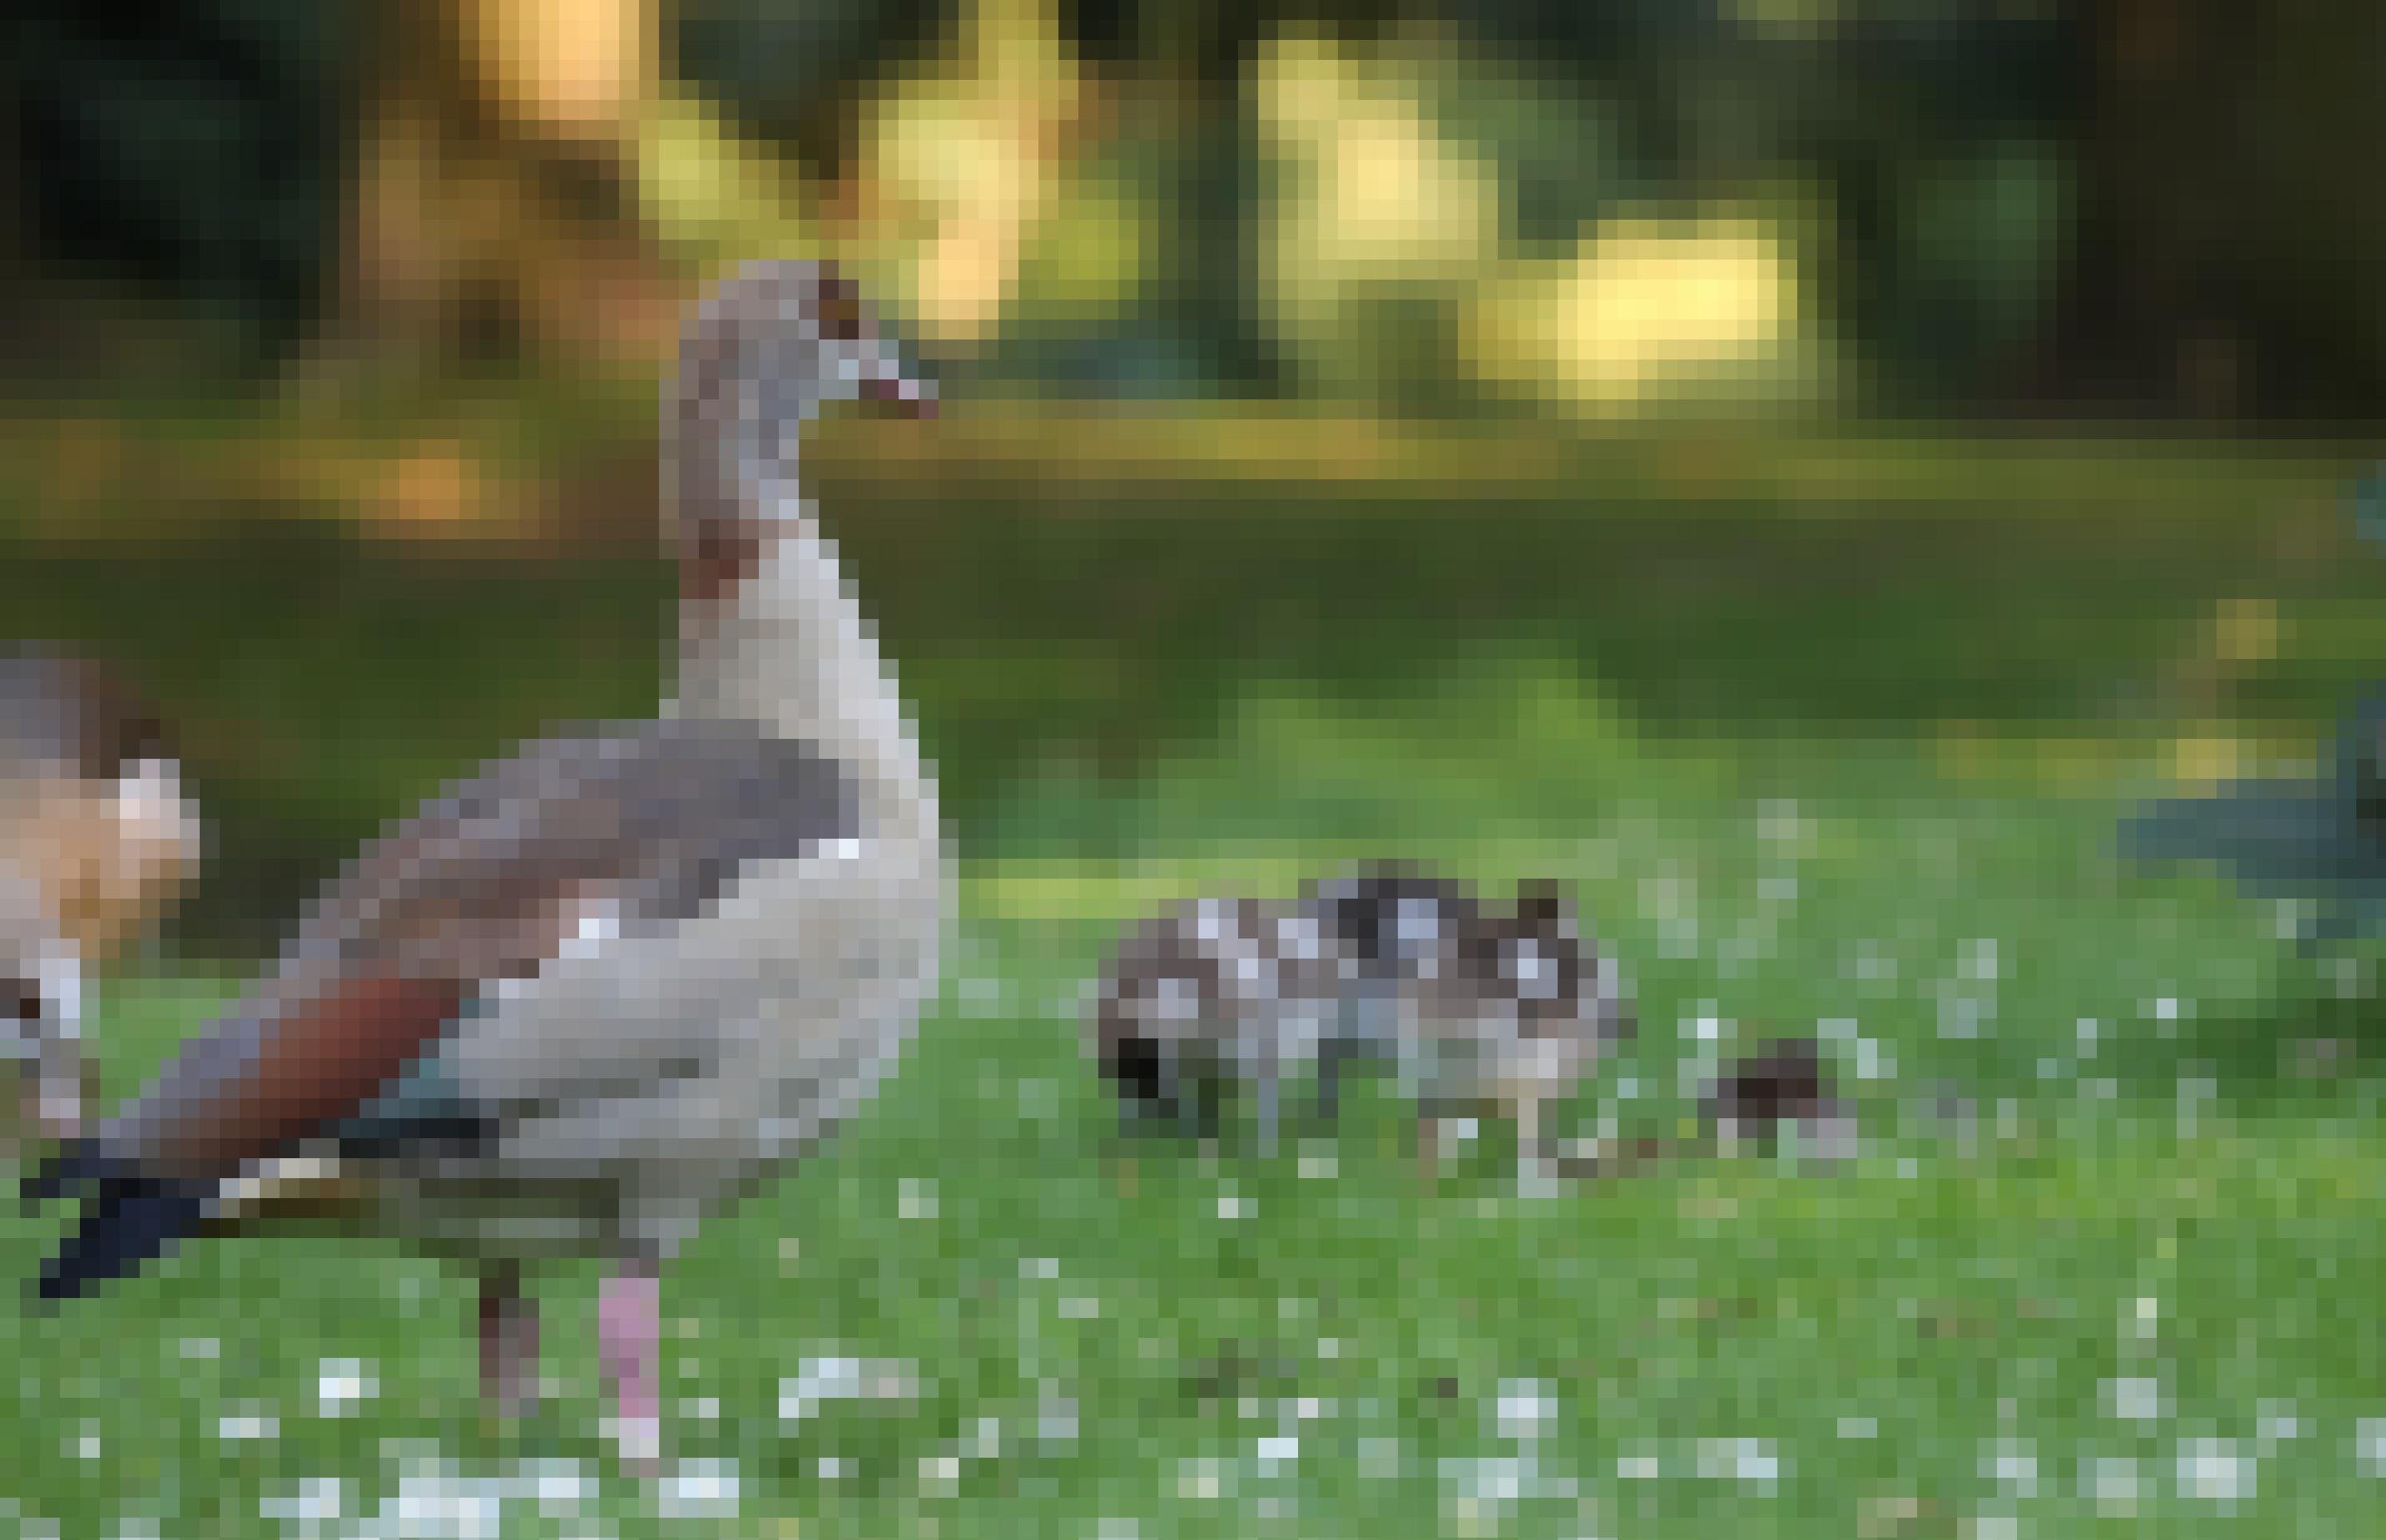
[
  {"left": 22, "top": 1141, "right": 105, "bottom": 1212},
  {"left": 33, "top": 1166, "right": 216, "bottom": 1306}
]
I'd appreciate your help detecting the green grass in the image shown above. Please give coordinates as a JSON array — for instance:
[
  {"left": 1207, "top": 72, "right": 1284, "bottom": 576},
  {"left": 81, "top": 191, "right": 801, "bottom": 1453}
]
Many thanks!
[
  {"left": 8, "top": 666, "right": 2386, "bottom": 1539},
  {"left": 5, "top": 424, "right": 2385, "bottom": 1533},
  {"left": 2, "top": 423, "right": 2381, "bottom": 949}
]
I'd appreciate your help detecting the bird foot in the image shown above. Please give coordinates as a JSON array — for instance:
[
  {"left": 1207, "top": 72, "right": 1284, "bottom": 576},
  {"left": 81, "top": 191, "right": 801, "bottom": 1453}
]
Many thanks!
[{"left": 607, "top": 1414, "right": 663, "bottom": 1478}]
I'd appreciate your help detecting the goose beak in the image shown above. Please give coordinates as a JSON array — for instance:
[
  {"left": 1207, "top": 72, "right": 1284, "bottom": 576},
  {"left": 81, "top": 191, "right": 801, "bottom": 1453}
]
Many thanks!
[
  {"left": 861, "top": 370, "right": 937, "bottom": 419},
  {"left": 852, "top": 335, "right": 936, "bottom": 418}
]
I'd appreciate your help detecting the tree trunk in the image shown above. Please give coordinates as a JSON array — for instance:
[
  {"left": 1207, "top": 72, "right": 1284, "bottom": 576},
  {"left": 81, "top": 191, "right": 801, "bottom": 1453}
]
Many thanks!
[{"left": 324, "top": 0, "right": 678, "bottom": 376}]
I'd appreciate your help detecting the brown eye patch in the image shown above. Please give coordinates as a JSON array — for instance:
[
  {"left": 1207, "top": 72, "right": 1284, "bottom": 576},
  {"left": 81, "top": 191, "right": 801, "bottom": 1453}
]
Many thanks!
[
  {"left": 681, "top": 520, "right": 765, "bottom": 609},
  {"left": 9, "top": 977, "right": 41, "bottom": 1026},
  {"left": 812, "top": 273, "right": 867, "bottom": 342}
]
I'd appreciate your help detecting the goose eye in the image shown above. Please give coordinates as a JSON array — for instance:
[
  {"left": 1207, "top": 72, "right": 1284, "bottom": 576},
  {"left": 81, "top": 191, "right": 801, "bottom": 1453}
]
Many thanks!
[{"left": 813, "top": 277, "right": 865, "bottom": 341}]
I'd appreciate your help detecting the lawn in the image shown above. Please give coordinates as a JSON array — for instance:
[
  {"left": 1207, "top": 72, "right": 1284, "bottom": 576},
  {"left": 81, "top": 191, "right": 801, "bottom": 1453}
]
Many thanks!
[{"left": 3, "top": 428, "right": 2384, "bottom": 1537}]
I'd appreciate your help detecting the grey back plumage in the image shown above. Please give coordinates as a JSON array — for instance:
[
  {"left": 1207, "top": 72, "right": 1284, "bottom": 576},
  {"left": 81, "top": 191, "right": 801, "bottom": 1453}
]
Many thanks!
[
  {"left": 99, "top": 720, "right": 855, "bottom": 1165},
  {"left": 288, "top": 719, "right": 856, "bottom": 976}
]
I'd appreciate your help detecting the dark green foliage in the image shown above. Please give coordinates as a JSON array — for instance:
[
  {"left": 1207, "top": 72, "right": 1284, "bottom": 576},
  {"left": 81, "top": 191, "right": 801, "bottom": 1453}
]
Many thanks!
[{"left": 11, "top": 0, "right": 359, "bottom": 365}]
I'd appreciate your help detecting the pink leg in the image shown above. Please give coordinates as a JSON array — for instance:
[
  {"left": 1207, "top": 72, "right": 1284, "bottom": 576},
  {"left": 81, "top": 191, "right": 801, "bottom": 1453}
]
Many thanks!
[
  {"left": 478, "top": 1264, "right": 540, "bottom": 1419},
  {"left": 598, "top": 1260, "right": 662, "bottom": 1472}
]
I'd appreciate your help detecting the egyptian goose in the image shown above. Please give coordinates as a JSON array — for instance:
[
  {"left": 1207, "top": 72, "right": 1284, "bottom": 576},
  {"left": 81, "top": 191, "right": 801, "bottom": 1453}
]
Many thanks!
[
  {"left": 1701, "top": 1035, "right": 1852, "bottom": 1154},
  {"left": 1090, "top": 863, "right": 1631, "bottom": 1182},
  {"left": 1090, "top": 864, "right": 1507, "bottom": 1152},
  {"left": 1089, "top": 887, "right": 1354, "bottom": 1152},
  {"left": 1, "top": 647, "right": 201, "bottom": 1146},
  {"left": 28, "top": 261, "right": 944, "bottom": 1471},
  {"left": 1321, "top": 868, "right": 1633, "bottom": 1185}
]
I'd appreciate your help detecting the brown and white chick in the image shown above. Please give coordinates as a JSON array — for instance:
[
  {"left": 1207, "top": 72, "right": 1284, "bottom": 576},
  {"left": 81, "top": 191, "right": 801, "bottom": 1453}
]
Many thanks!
[
  {"left": 1087, "top": 890, "right": 1354, "bottom": 1155},
  {"left": 1324, "top": 871, "right": 1634, "bottom": 1187},
  {"left": 1089, "top": 864, "right": 1632, "bottom": 1185}
]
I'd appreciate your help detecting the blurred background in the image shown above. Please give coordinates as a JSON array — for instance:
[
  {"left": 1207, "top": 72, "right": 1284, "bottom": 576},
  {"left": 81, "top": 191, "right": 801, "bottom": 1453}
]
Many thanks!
[
  {"left": 13, "top": 15, "right": 2386, "bottom": 1533},
  {"left": 2, "top": 0, "right": 2382, "bottom": 957}
]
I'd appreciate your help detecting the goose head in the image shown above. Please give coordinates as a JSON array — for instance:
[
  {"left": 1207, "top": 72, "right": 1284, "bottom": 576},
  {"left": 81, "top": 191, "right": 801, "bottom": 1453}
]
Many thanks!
[
  {"left": 673, "top": 260, "right": 932, "bottom": 499},
  {"left": 1483, "top": 878, "right": 1634, "bottom": 1049},
  {"left": 0, "top": 650, "right": 198, "bottom": 963},
  {"left": 667, "top": 261, "right": 935, "bottom": 618}
]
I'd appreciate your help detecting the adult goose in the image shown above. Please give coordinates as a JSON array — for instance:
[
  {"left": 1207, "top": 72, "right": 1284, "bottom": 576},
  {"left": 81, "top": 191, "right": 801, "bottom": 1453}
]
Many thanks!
[
  {"left": 27, "top": 261, "right": 946, "bottom": 1471},
  {"left": 2, "top": 646, "right": 201, "bottom": 1145}
]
